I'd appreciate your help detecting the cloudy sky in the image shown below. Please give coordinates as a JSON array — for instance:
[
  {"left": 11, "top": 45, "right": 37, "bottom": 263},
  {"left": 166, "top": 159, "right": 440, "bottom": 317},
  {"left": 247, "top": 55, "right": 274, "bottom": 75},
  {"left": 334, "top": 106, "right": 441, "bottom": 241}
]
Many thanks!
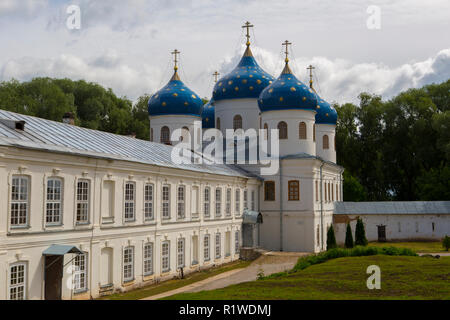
[{"left": 0, "top": 0, "right": 449, "bottom": 104}]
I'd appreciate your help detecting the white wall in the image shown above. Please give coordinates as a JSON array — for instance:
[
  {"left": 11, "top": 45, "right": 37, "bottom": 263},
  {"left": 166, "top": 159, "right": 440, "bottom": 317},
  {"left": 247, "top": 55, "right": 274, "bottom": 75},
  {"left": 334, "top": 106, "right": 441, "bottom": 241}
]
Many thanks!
[
  {"left": 214, "top": 98, "right": 260, "bottom": 134},
  {"left": 316, "top": 124, "right": 336, "bottom": 163},
  {"left": 0, "top": 146, "right": 254, "bottom": 300},
  {"left": 149, "top": 115, "right": 202, "bottom": 145},
  {"left": 334, "top": 214, "right": 450, "bottom": 244}
]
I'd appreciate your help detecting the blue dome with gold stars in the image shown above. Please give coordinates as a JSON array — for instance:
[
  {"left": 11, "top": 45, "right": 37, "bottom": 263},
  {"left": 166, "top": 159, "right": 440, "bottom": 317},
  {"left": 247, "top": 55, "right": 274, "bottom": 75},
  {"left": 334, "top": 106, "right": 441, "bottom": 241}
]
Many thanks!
[
  {"left": 148, "top": 70, "right": 203, "bottom": 117},
  {"left": 258, "top": 62, "right": 318, "bottom": 113},
  {"left": 212, "top": 46, "right": 274, "bottom": 102},
  {"left": 315, "top": 94, "right": 337, "bottom": 125},
  {"left": 202, "top": 99, "right": 215, "bottom": 129}
]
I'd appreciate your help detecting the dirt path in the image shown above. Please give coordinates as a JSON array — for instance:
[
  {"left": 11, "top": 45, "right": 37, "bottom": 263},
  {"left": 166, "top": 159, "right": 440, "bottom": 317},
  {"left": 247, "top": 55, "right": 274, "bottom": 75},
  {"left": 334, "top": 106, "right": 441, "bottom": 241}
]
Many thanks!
[{"left": 142, "top": 251, "right": 307, "bottom": 300}]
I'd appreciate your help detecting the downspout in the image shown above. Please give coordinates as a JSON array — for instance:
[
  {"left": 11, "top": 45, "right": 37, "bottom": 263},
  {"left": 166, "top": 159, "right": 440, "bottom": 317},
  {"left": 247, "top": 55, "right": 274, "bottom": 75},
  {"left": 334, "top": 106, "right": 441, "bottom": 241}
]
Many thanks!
[
  {"left": 320, "top": 161, "right": 325, "bottom": 251},
  {"left": 279, "top": 161, "right": 283, "bottom": 252}
]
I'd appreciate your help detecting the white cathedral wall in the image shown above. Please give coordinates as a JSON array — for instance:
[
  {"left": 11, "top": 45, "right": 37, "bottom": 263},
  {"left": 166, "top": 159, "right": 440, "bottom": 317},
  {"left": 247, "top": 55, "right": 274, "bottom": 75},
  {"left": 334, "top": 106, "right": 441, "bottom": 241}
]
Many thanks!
[
  {"left": 316, "top": 124, "right": 337, "bottom": 163},
  {"left": 261, "top": 109, "right": 317, "bottom": 157},
  {"left": 0, "top": 146, "right": 252, "bottom": 300},
  {"left": 214, "top": 98, "right": 261, "bottom": 134},
  {"left": 149, "top": 115, "right": 202, "bottom": 144},
  {"left": 334, "top": 214, "right": 450, "bottom": 244}
]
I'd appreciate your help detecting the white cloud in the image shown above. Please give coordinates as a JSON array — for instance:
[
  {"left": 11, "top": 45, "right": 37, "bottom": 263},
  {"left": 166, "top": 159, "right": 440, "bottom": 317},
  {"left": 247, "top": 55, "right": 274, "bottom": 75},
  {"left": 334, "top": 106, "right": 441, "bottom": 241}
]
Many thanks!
[{"left": 0, "top": 0, "right": 48, "bottom": 16}]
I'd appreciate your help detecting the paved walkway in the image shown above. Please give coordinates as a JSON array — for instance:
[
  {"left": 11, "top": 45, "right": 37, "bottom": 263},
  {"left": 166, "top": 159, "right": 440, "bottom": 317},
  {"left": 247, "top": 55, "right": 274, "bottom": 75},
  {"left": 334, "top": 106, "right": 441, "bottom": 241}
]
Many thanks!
[{"left": 142, "top": 251, "right": 307, "bottom": 300}]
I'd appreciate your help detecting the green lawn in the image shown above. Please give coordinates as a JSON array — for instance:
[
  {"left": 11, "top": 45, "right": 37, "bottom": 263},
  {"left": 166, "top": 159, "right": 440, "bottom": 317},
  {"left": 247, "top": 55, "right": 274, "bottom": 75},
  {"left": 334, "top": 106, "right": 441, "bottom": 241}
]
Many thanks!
[
  {"left": 164, "top": 255, "right": 450, "bottom": 300},
  {"left": 368, "top": 241, "right": 447, "bottom": 253},
  {"left": 100, "top": 260, "right": 251, "bottom": 300}
]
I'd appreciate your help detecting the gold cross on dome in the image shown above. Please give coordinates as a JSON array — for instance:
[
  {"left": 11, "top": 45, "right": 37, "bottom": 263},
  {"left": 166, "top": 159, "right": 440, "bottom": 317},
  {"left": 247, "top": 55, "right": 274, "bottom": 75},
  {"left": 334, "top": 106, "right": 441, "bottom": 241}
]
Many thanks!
[
  {"left": 283, "top": 40, "right": 292, "bottom": 63},
  {"left": 171, "top": 49, "right": 180, "bottom": 71},
  {"left": 307, "top": 65, "right": 315, "bottom": 88},
  {"left": 213, "top": 71, "right": 220, "bottom": 83},
  {"left": 242, "top": 21, "right": 254, "bottom": 46}
]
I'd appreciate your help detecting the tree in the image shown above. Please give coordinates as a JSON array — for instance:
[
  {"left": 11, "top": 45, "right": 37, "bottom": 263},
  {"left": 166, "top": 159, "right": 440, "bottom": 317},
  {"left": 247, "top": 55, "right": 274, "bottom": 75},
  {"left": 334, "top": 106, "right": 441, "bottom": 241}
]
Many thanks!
[
  {"left": 343, "top": 171, "right": 367, "bottom": 202},
  {"left": 443, "top": 236, "right": 450, "bottom": 251},
  {"left": 326, "top": 225, "right": 337, "bottom": 251},
  {"left": 416, "top": 165, "right": 450, "bottom": 200},
  {"left": 345, "top": 223, "right": 354, "bottom": 248},
  {"left": 355, "top": 218, "right": 368, "bottom": 246}
]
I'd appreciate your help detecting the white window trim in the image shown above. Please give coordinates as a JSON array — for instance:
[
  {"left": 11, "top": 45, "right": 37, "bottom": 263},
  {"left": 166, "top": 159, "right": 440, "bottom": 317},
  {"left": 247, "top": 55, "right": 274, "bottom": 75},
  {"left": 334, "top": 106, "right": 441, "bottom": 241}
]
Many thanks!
[
  {"left": 9, "top": 262, "right": 27, "bottom": 300},
  {"left": 235, "top": 189, "right": 240, "bottom": 216},
  {"left": 144, "top": 183, "right": 154, "bottom": 221},
  {"left": 162, "top": 241, "right": 170, "bottom": 273},
  {"left": 162, "top": 185, "right": 171, "bottom": 220},
  {"left": 215, "top": 233, "right": 221, "bottom": 259},
  {"left": 251, "top": 190, "right": 255, "bottom": 211},
  {"left": 76, "top": 179, "right": 90, "bottom": 224},
  {"left": 143, "top": 243, "right": 154, "bottom": 276},
  {"left": 204, "top": 235, "right": 210, "bottom": 261},
  {"left": 215, "top": 188, "right": 222, "bottom": 217},
  {"left": 235, "top": 231, "right": 240, "bottom": 254},
  {"left": 73, "top": 253, "right": 88, "bottom": 293},
  {"left": 10, "top": 175, "right": 30, "bottom": 228},
  {"left": 243, "top": 189, "right": 248, "bottom": 209},
  {"left": 177, "top": 185, "right": 186, "bottom": 220},
  {"left": 226, "top": 188, "right": 231, "bottom": 216},
  {"left": 46, "top": 177, "right": 63, "bottom": 226},
  {"left": 124, "top": 181, "right": 136, "bottom": 222},
  {"left": 123, "top": 246, "right": 134, "bottom": 283},
  {"left": 177, "top": 238, "right": 185, "bottom": 268},
  {"left": 204, "top": 187, "right": 211, "bottom": 218}
]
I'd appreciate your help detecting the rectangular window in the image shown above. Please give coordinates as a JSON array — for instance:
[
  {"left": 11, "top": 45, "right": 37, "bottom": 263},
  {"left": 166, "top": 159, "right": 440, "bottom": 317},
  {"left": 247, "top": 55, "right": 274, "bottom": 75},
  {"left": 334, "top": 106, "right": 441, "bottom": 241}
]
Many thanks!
[
  {"left": 73, "top": 253, "right": 87, "bottom": 292},
  {"left": 398, "top": 222, "right": 401, "bottom": 233},
  {"left": 226, "top": 188, "right": 231, "bottom": 216},
  {"left": 235, "top": 231, "right": 240, "bottom": 254},
  {"left": 288, "top": 181, "right": 300, "bottom": 201},
  {"left": 144, "top": 184, "right": 154, "bottom": 221},
  {"left": 162, "top": 241, "right": 170, "bottom": 272},
  {"left": 264, "top": 181, "right": 275, "bottom": 201},
  {"left": 162, "top": 185, "right": 170, "bottom": 219},
  {"left": 235, "top": 189, "right": 240, "bottom": 216},
  {"left": 243, "top": 189, "right": 248, "bottom": 209},
  {"left": 432, "top": 222, "right": 435, "bottom": 232},
  {"left": 124, "top": 182, "right": 136, "bottom": 222},
  {"left": 144, "top": 243, "right": 153, "bottom": 275},
  {"left": 215, "top": 188, "right": 222, "bottom": 217},
  {"left": 415, "top": 222, "right": 419, "bottom": 233},
  {"left": 251, "top": 190, "right": 255, "bottom": 210},
  {"left": 76, "top": 179, "right": 90, "bottom": 224},
  {"left": 9, "top": 263, "right": 26, "bottom": 300},
  {"left": 10, "top": 176, "right": 29, "bottom": 227},
  {"left": 46, "top": 178, "right": 63, "bottom": 226},
  {"left": 204, "top": 187, "right": 210, "bottom": 218},
  {"left": 177, "top": 186, "right": 185, "bottom": 219},
  {"left": 324, "top": 182, "right": 327, "bottom": 202},
  {"left": 336, "top": 184, "right": 339, "bottom": 201},
  {"left": 215, "top": 233, "right": 221, "bottom": 259},
  {"left": 332, "top": 184, "right": 334, "bottom": 201},
  {"left": 123, "top": 247, "right": 134, "bottom": 282},
  {"left": 204, "top": 235, "right": 210, "bottom": 261},
  {"left": 177, "top": 238, "right": 185, "bottom": 268}
]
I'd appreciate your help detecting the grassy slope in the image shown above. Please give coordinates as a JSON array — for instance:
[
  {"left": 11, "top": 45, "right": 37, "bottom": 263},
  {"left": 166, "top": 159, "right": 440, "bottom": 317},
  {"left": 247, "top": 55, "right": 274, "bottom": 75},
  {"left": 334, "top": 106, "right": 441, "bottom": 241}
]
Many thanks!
[
  {"left": 101, "top": 260, "right": 251, "bottom": 300},
  {"left": 164, "top": 255, "right": 450, "bottom": 300},
  {"left": 368, "top": 241, "right": 447, "bottom": 253}
]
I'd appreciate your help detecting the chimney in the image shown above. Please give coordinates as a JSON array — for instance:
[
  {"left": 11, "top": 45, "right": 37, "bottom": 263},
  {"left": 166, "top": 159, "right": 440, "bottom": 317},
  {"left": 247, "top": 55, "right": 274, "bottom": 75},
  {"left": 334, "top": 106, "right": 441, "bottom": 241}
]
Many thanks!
[{"left": 62, "top": 112, "right": 75, "bottom": 125}]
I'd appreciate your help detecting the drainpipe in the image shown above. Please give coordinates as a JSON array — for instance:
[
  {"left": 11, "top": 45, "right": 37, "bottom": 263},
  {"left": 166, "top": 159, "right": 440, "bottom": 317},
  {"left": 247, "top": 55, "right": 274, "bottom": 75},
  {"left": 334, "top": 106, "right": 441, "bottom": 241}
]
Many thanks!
[
  {"left": 279, "top": 162, "right": 283, "bottom": 252},
  {"left": 320, "top": 161, "right": 325, "bottom": 251}
]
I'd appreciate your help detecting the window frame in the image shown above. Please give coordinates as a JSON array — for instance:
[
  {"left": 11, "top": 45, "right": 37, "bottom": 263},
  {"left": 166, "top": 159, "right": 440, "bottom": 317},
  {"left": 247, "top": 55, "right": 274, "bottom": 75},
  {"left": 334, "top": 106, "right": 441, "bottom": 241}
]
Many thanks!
[
  {"left": 226, "top": 188, "right": 231, "bottom": 217},
  {"left": 161, "top": 241, "right": 170, "bottom": 273},
  {"left": 177, "top": 185, "right": 186, "bottom": 220},
  {"left": 76, "top": 179, "right": 90, "bottom": 225},
  {"left": 144, "top": 183, "right": 154, "bottom": 221},
  {"left": 235, "top": 188, "right": 240, "bottom": 216},
  {"left": 204, "top": 187, "right": 211, "bottom": 218},
  {"left": 251, "top": 190, "right": 255, "bottom": 210},
  {"left": 243, "top": 189, "right": 248, "bottom": 209},
  {"left": 215, "top": 233, "right": 221, "bottom": 259},
  {"left": 9, "top": 262, "right": 27, "bottom": 300},
  {"left": 123, "top": 246, "right": 134, "bottom": 283},
  {"left": 73, "top": 253, "right": 88, "bottom": 293},
  {"left": 215, "top": 188, "right": 222, "bottom": 217},
  {"left": 235, "top": 231, "right": 240, "bottom": 254},
  {"left": 278, "top": 121, "right": 288, "bottom": 140},
  {"left": 299, "top": 122, "right": 307, "bottom": 140},
  {"left": 177, "top": 238, "right": 185, "bottom": 269},
  {"left": 233, "top": 115, "right": 243, "bottom": 130},
  {"left": 264, "top": 181, "right": 275, "bottom": 201},
  {"left": 288, "top": 180, "right": 300, "bottom": 201},
  {"left": 323, "top": 135, "right": 329, "bottom": 150},
  {"left": 10, "top": 175, "right": 30, "bottom": 228},
  {"left": 124, "top": 181, "right": 136, "bottom": 222},
  {"left": 162, "top": 184, "right": 171, "bottom": 220},
  {"left": 46, "top": 177, "right": 63, "bottom": 226},
  {"left": 204, "top": 234, "right": 210, "bottom": 261},
  {"left": 161, "top": 126, "right": 170, "bottom": 144},
  {"left": 143, "top": 242, "right": 154, "bottom": 276}
]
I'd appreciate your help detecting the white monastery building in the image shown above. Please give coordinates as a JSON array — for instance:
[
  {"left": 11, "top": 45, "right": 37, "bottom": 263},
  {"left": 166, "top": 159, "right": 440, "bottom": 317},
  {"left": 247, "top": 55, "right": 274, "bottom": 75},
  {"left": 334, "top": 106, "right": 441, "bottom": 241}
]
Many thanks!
[{"left": 1, "top": 22, "right": 449, "bottom": 300}]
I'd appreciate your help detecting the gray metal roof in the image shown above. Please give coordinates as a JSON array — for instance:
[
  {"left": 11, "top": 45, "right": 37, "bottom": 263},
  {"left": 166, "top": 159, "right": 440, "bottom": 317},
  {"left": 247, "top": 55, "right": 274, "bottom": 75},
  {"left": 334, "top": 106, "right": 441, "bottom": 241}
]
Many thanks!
[
  {"left": 0, "top": 110, "right": 249, "bottom": 178},
  {"left": 334, "top": 201, "right": 450, "bottom": 215},
  {"left": 242, "top": 209, "right": 263, "bottom": 224},
  {"left": 43, "top": 244, "right": 83, "bottom": 256}
]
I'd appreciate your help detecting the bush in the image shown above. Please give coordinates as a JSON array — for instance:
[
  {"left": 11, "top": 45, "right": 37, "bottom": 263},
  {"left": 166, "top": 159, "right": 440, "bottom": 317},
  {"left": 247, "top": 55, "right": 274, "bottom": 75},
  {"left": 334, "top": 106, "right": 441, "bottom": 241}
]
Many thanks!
[
  {"left": 345, "top": 223, "right": 354, "bottom": 248},
  {"left": 443, "top": 236, "right": 450, "bottom": 251},
  {"left": 291, "top": 246, "right": 417, "bottom": 273},
  {"left": 355, "top": 218, "right": 368, "bottom": 246},
  {"left": 326, "top": 225, "right": 337, "bottom": 251}
]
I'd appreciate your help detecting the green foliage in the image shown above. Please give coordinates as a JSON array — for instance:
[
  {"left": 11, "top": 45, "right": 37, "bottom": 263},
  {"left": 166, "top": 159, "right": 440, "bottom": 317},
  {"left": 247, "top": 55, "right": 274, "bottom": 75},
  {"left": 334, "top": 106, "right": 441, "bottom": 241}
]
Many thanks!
[
  {"left": 443, "top": 236, "right": 450, "bottom": 251},
  {"left": 292, "top": 246, "right": 417, "bottom": 273},
  {"left": 355, "top": 218, "right": 368, "bottom": 246},
  {"left": 345, "top": 223, "right": 354, "bottom": 248},
  {"left": 0, "top": 78, "right": 151, "bottom": 140},
  {"left": 326, "top": 225, "right": 337, "bottom": 251},
  {"left": 336, "top": 79, "right": 450, "bottom": 201},
  {"left": 416, "top": 164, "right": 450, "bottom": 200},
  {"left": 343, "top": 171, "right": 367, "bottom": 201}
]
